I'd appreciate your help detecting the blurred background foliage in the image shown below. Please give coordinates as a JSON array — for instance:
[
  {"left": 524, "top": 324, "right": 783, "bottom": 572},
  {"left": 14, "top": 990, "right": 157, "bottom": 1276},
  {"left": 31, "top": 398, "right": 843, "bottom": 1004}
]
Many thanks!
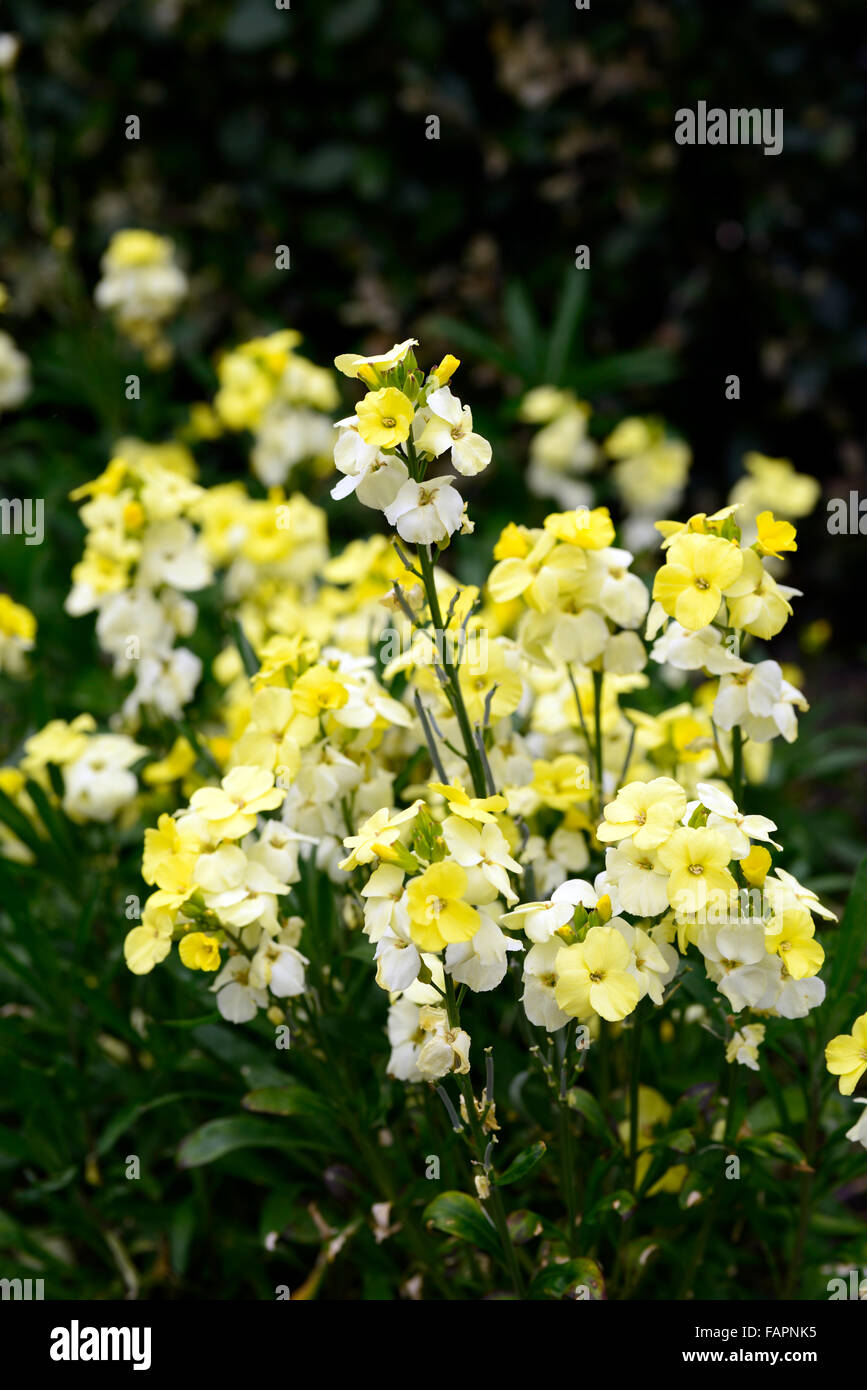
[{"left": 1, "top": 0, "right": 865, "bottom": 1298}]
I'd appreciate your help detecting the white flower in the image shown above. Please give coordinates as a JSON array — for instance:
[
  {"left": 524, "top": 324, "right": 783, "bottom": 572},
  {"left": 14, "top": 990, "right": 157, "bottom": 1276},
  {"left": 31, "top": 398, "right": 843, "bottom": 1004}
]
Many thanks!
[
  {"left": 845, "top": 1101, "right": 867, "bottom": 1151},
  {"left": 650, "top": 621, "right": 743, "bottom": 674},
  {"left": 415, "top": 387, "right": 492, "bottom": 476},
  {"left": 375, "top": 923, "right": 422, "bottom": 993},
  {"left": 138, "top": 519, "right": 212, "bottom": 591},
  {"left": 212, "top": 956, "right": 269, "bottom": 1024},
  {"left": 773, "top": 972, "right": 825, "bottom": 1019},
  {"left": 249, "top": 939, "right": 308, "bottom": 997},
  {"left": 415, "top": 1006, "right": 471, "bottom": 1081},
  {"left": 765, "top": 867, "right": 837, "bottom": 922},
  {"left": 0, "top": 331, "right": 31, "bottom": 413},
  {"left": 61, "top": 734, "right": 146, "bottom": 822},
  {"left": 521, "top": 939, "right": 571, "bottom": 1031},
  {"left": 362, "top": 864, "right": 409, "bottom": 942},
  {"left": 685, "top": 782, "right": 781, "bottom": 858},
  {"left": 445, "top": 911, "right": 522, "bottom": 992},
  {"left": 700, "top": 922, "right": 779, "bottom": 1012},
  {"left": 502, "top": 877, "right": 597, "bottom": 943},
  {"left": 386, "top": 997, "right": 424, "bottom": 1081},
  {"left": 714, "top": 660, "right": 808, "bottom": 743},
  {"left": 383, "top": 475, "right": 464, "bottom": 545},
  {"left": 605, "top": 841, "right": 670, "bottom": 917},
  {"left": 726, "top": 1023, "right": 766, "bottom": 1071},
  {"left": 614, "top": 919, "right": 677, "bottom": 1004},
  {"left": 441, "top": 816, "right": 522, "bottom": 904}
]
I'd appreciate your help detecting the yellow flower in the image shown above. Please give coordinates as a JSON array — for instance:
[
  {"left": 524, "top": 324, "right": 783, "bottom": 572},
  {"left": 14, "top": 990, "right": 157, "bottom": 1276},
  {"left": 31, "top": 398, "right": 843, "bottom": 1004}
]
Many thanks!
[
  {"left": 652, "top": 533, "right": 744, "bottom": 631},
  {"left": 428, "top": 782, "right": 506, "bottom": 824},
  {"left": 406, "top": 861, "right": 480, "bottom": 952},
  {"left": 179, "top": 932, "right": 221, "bottom": 972},
  {"left": 430, "top": 354, "right": 460, "bottom": 386},
  {"left": 189, "top": 766, "right": 284, "bottom": 840},
  {"left": 143, "top": 738, "right": 197, "bottom": 787},
  {"left": 543, "top": 506, "right": 615, "bottom": 550},
  {"left": 554, "top": 925, "right": 641, "bottom": 1022},
  {"left": 334, "top": 338, "right": 418, "bottom": 379},
  {"left": 356, "top": 387, "right": 415, "bottom": 448},
  {"left": 825, "top": 1013, "right": 867, "bottom": 1096},
  {"left": 124, "top": 912, "right": 173, "bottom": 975},
  {"left": 755, "top": 511, "right": 797, "bottom": 558},
  {"left": 0, "top": 594, "right": 36, "bottom": 641},
  {"left": 457, "top": 641, "right": 523, "bottom": 723},
  {"left": 740, "top": 845, "right": 771, "bottom": 887},
  {"left": 142, "top": 812, "right": 201, "bottom": 888},
  {"left": 340, "top": 801, "right": 424, "bottom": 870},
  {"left": 766, "top": 908, "right": 824, "bottom": 980},
  {"left": 290, "top": 664, "right": 349, "bottom": 718},
  {"left": 105, "top": 229, "right": 173, "bottom": 269},
  {"left": 596, "top": 777, "right": 686, "bottom": 851},
  {"left": 657, "top": 826, "right": 736, "bottom": 916},
  {"left": 531, "top": 755, "right": 593, "bottom": 811},
  {"left": 725, "top": 549, "right": 793, "bottom": 639}
]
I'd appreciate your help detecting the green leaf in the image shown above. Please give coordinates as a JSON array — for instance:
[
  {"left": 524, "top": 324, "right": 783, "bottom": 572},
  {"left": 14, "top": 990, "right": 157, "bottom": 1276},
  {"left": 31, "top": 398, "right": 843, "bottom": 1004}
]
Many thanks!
[
  {"left": 177, "top": 1116, "right": 303, "bottom": 1169},
  {"left": 242, "top": 1084, "right": 334, "bottom": 1124},
  {"left": 423, "top": 1191, "right": 501, "bottom": 1259},
  {"left": 95, "top": 1091, "right": 214, "bottom": 1158},
  {"left": 567, "top": 1086, "right": 615, "bottom": 1142},
  {"left": 828, "top": 853, "right": 867, "bottom": 1016},
  {"left": 586, "top": 1189, "right": 637, "bottom": 1222},
  {"left": 743, "top": 1132, "right": 808, "bottom": 1165},
  {"left": 529, "top": 1257, "right": 605, "bottom": 1300},
  {"left": 496, "top": 1141, "right": 546, "bottom": 1187},
  {"left": 545, "top": 265, "right": 588, "bottom": 385}
]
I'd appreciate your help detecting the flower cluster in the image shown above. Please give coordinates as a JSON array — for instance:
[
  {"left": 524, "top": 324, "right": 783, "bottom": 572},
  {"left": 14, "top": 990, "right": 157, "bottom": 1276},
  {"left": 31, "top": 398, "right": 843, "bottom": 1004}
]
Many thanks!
[
  {"left": 87, "top": 334, "right": 858, "bottom": 1169},
  {"left": 66, "top": 440, "right": 211, "bottom": 723},
  {"left": 210, "top": 329, "right": 338, "bottom": 490},
  {"left": 94, "top": 230, "right": 187, "bottom": 366}
]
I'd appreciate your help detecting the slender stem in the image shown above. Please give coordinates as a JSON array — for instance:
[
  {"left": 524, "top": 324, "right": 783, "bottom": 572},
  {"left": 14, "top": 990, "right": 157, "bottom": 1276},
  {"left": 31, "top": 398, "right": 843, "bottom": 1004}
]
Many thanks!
[
  {"left": 444, "top": 978, "right": 525, "bottom": 1297},
  {"left": 628, "top": 1006, "right": 645, "bottom": 1190},
  {"left": 592, "top": 669, "right": 605, "bottom": 814},
  {"left": 416, "top": 543, "right": 486, "bottom": 797},
  {"left": 559, "top": 1019, "right": 579, "bottom": 1254}
]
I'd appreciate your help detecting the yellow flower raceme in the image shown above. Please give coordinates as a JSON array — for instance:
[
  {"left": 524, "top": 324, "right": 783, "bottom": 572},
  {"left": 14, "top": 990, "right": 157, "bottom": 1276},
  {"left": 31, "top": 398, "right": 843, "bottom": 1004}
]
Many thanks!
[
  {"left": 652, "top": 533, "right": 744, "bottom": 631},
  {"left": 825, "top": 1013, "right": 867, "bottom": 1096}
]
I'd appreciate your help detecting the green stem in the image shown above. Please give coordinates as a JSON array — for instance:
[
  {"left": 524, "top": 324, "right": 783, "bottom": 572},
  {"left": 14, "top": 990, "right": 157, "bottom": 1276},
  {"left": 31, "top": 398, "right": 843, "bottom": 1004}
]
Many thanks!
[
  {"left": 559, "top": 1019, "right": 579, "bottom": 1254},
  {"left": 592, "top": 669, "right": 605, "bottom": 814},
  {"left": 444, "top": 978, "right": 525, "bottom": 1297},
  {"left": 628, "top": 1005, "right": 645, "bottom": 1190},
  {"left": 416, "top": 544, "right": 486, "bottom": 797}
]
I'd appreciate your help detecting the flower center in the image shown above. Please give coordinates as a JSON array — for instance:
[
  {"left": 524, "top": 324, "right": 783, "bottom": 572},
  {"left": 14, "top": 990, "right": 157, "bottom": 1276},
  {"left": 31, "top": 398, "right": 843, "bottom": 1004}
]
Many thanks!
[
  {"left": 381, "top": 416, "right": 396, "bottom": 428},
  {"left": 695, "top": 577, "right": 710, "bottom": 590},
  {"left": 589, "top": 971, "right": 604, "bottom": 983},
  {"left": 688, "top": 863, "right": 704, "bottom": 876}
]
